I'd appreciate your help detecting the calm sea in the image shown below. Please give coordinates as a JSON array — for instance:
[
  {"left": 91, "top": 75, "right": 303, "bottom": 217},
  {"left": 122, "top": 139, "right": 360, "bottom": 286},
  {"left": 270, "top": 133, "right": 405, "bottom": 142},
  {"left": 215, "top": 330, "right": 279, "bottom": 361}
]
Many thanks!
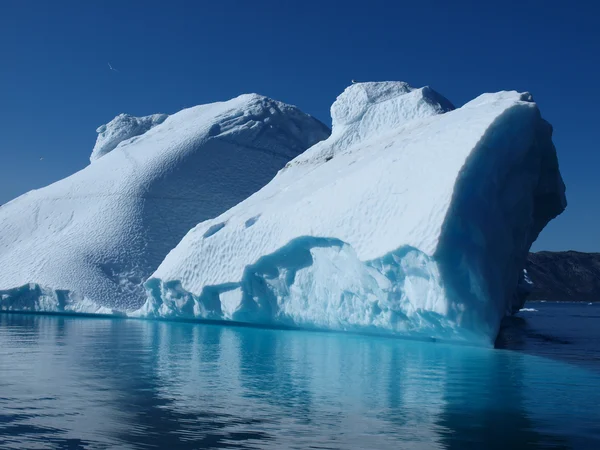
[{"left": 1, "top": 301, "right": 599, "bottom": 449}]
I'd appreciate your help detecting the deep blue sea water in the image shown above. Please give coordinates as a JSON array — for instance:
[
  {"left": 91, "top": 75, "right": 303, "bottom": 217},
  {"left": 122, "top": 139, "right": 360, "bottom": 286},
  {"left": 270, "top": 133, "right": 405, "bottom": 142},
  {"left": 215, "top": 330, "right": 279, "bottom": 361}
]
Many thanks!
[{"left": 1, "top": 302, "right": 599, "bottom": 449}]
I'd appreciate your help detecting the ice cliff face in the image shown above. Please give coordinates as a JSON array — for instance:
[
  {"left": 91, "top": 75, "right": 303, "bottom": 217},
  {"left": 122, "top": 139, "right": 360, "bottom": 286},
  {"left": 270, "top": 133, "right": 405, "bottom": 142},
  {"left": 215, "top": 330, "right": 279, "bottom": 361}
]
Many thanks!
[
  {"left": 141, "top": 82, "right": 566, "bottom": 346},
  {"left": 0, "top": 94, "right": 330, "bottom": 313}
]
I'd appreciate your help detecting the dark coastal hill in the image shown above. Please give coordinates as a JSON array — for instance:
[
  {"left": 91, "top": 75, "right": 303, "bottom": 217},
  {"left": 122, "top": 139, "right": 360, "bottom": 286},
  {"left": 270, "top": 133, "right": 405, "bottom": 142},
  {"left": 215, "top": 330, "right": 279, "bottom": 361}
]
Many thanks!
[{"left": 526, "top": 251, "right": 600, "bottom": 302}]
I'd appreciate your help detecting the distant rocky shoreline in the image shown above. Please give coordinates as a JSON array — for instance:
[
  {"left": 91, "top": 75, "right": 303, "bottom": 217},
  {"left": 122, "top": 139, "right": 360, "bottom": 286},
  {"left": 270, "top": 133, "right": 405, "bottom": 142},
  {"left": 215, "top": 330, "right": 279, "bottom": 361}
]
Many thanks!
[{"left": 526, "top": 251, "right": 600, "bottom": 302}]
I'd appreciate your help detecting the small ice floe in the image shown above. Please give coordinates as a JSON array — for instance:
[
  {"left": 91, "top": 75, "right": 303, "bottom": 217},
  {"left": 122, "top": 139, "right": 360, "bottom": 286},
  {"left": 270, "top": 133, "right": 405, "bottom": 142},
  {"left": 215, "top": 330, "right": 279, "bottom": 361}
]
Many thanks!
[{"left": 519, "top": 308, "right": 538, "bottom": 312}]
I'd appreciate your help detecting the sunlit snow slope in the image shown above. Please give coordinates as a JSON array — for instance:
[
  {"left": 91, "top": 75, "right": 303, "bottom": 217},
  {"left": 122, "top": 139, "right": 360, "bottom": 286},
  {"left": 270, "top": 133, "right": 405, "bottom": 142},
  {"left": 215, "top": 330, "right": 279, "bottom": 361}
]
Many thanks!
[
  {"left": 141, "top": 82, "right": 566, "bottom": 345},
  {"left": 0, "top": 95, "right": 330, "bottom": 313}
]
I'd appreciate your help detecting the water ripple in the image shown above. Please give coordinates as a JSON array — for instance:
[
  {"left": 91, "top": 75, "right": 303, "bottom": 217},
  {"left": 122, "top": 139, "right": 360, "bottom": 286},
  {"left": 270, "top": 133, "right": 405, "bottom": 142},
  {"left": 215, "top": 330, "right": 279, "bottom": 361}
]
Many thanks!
[{"left": 1, "top": 310, "right": 599, "bottom": 449}]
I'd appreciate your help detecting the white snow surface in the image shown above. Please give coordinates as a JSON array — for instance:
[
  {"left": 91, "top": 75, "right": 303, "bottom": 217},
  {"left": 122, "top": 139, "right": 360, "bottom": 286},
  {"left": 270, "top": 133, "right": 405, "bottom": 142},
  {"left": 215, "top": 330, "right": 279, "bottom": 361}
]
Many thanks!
[
  {"left": 0, "top": 94, "right": 330, "bottom": 313},
  {"left": 91, "top": 113, "right": 168, "bottom": 162},
  {"left": 141, "top": 82, "right": 566, "bottom": 346}
]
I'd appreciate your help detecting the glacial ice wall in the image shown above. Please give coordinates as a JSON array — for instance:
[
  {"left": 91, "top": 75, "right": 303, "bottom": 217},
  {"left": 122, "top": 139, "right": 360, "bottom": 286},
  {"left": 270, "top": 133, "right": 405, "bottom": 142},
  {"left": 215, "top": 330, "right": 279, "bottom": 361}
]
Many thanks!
[
  {"left": 0, "top": 94, "right": 330, "bottom": 313},
  {"left": 141, "top": 82, "right": 566, "bottom": 345}
]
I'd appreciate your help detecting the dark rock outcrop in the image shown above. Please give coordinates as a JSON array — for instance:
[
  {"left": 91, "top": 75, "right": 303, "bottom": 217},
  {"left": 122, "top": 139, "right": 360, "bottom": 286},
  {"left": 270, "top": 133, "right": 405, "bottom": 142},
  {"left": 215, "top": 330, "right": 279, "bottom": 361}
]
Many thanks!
[{"left": 526, "top": 251, "right": 600, "bottom": 302}]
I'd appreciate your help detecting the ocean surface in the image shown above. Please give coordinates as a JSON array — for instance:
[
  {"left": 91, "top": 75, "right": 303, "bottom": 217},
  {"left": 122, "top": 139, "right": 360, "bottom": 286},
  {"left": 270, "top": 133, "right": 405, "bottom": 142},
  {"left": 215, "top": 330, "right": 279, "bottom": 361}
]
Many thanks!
[{"left": 1, "top": 302, "right": 599, "bottom": 449}]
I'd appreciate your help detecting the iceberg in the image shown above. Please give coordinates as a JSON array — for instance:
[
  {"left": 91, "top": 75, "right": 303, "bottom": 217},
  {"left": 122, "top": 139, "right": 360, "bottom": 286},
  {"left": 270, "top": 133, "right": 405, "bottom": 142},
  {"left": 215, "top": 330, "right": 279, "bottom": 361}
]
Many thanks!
[
  {"left": 141, "top": 82, "right": 566, "bottom": 346},
  {"left": 0, "top": 94, "right": 330, "bottom": 313}
]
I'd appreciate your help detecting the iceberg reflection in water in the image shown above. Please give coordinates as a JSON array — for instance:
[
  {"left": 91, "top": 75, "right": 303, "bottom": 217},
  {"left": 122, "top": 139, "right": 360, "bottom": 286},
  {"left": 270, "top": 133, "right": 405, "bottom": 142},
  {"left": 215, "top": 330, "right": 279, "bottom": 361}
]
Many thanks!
[{"left": 0, "top": 313, "right": 598, "bottom": 449}]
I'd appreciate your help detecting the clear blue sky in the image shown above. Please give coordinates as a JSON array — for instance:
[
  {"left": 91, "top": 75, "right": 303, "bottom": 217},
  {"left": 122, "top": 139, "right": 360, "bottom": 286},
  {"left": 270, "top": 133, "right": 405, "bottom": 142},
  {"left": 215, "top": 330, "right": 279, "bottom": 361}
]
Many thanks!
[{"left": 1, "top": 0, "right": 598, "bottom": 251}]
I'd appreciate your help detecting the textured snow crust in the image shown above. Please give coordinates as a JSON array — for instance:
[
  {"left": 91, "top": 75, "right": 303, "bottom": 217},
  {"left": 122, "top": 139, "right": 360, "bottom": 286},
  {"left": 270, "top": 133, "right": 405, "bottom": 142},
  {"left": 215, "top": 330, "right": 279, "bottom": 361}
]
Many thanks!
[
  {"left": 0, "top": 94, "right": 330, "bottom": 313},
  {"left": 142, "top": 82, "right": 566, "bottom": 345},
  {"left": 91, "top": 113, "right": 168, "bottom": 162}
]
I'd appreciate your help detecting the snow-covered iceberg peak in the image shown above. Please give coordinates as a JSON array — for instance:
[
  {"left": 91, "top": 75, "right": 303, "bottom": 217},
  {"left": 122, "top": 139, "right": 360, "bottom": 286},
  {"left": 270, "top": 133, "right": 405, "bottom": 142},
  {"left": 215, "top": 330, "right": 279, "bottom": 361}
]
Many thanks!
[
  {"left": 0, "top": 93, "right": 330, "bottom": 314},
  {"left": 291, "top": 81, "right": 455, "bottom": 165},
  {"left": 91, "top": 113, "right": 168, "bottom": 162},
  {"left": 141, "top": 82, "right": 566, "bottom": 346},
  {"left": 330, "top": 81, "right": 454, "bottom": 130}
]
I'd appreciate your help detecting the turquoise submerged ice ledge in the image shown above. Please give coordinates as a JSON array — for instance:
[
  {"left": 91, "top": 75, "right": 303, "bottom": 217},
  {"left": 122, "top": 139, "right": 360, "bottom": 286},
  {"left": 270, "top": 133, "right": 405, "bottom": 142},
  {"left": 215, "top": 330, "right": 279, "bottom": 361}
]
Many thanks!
[
  {"left": 0, "top": 82, "right": 566, "bottom": 346},
  {"left": 142, "top": 238, "right": 495, "bottom": 345}
]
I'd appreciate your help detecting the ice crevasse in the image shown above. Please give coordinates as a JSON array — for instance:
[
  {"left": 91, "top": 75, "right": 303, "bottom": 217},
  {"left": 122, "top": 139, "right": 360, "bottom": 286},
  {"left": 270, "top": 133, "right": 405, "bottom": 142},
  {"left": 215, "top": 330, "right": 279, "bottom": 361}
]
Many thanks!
[
  {"left": 140, "top": 82, "right": 567, "bottom": 346},
  {"left": 0, "top": 94, "right": 330, "bottom": 312}
]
